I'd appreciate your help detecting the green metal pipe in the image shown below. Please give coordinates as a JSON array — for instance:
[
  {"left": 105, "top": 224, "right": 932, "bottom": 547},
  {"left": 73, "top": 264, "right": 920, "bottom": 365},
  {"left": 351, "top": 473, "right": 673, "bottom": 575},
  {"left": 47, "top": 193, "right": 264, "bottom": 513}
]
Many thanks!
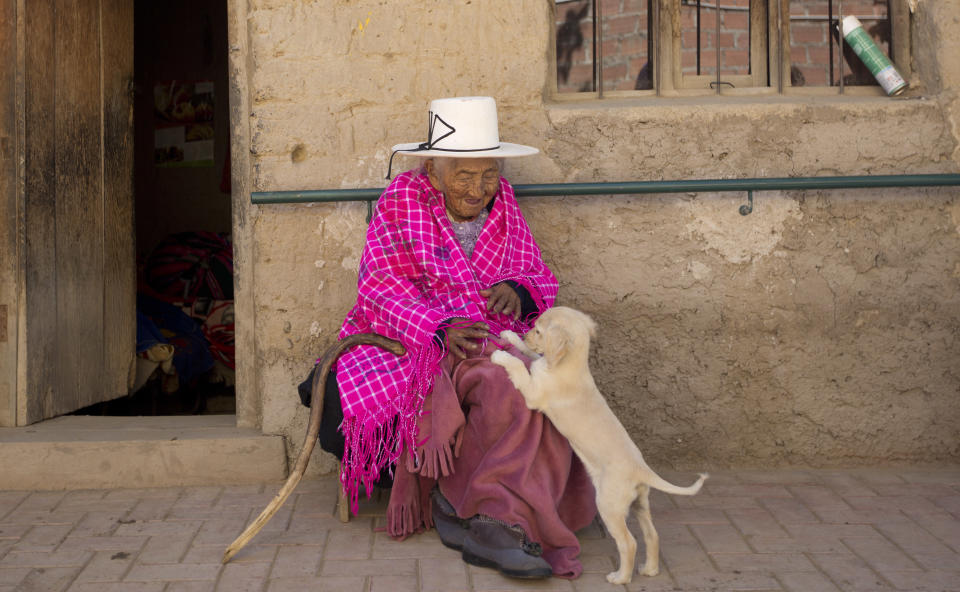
[{"left": 251, "top": 174, "right": 960, "bottom": 205}]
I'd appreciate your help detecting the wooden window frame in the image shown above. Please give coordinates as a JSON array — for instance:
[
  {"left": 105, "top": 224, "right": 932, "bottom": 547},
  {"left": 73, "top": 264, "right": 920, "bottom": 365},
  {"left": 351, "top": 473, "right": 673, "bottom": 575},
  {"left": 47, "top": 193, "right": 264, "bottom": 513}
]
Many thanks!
[{"left": 555, "top": 0, "right": 912, "bottom": 99}]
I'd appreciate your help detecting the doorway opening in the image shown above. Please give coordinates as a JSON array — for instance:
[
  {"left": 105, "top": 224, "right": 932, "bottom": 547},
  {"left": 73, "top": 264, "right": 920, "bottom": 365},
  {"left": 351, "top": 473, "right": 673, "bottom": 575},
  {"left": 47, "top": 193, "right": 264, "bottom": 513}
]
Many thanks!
[{"left": 74, "top": 0, "right": 234, "bottom": 417}]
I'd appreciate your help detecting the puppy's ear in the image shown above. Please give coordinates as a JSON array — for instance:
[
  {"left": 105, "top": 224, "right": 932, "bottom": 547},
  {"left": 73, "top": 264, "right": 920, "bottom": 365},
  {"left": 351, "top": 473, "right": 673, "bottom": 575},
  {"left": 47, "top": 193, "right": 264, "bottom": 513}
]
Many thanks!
[
  {"left": 585, "top": 315, "right": 597, "bottom": 339},
  {"left": 544, "top": 324, "right": 570, "bottom": 367}
]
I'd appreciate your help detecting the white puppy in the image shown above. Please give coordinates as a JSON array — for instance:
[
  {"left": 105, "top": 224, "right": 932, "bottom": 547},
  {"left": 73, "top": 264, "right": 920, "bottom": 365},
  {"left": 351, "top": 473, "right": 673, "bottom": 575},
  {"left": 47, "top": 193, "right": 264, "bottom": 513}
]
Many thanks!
[{"left": 491, "top": 306, "right": 708, "bottom": 585}]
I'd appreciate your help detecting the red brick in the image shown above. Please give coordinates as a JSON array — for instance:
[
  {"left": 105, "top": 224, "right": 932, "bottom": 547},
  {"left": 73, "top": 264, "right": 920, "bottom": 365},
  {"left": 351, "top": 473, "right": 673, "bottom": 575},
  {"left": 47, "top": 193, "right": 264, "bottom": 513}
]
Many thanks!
[
  {"left": 792, "top": 24, "right": 826, "bottom": 44},
  {"left": 721, "top": 49, "right": 750, "bottom": 71},
  {"left": 723, "top": 11, "right": 749, "bottom": 30},
  {"left": 604, "top": 14, "right": 640, "bottom": 36},
  {"left": 600, "top": 0, "right": 624, "bottom": 15}
]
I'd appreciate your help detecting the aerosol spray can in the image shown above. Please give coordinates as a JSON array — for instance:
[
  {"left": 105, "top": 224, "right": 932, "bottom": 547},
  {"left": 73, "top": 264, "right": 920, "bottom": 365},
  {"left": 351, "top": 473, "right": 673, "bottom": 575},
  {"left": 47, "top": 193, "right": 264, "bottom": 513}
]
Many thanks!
[{"left": 841, "top": 15, "right": 907, "bottom": 96}]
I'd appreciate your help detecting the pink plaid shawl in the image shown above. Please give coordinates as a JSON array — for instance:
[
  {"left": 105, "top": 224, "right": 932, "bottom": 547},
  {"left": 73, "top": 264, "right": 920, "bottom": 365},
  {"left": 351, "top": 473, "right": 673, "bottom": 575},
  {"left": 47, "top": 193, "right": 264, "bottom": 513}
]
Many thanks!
[{"left": 336, "top": 168, "right": 558, "bottom": 509}]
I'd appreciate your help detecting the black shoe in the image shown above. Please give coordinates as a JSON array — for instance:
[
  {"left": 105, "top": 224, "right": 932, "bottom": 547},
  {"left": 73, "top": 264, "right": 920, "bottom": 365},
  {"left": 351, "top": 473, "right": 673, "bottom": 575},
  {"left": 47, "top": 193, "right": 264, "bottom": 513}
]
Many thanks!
[
  {"left": 461, "top": 516, "right": 552, "bottom": 579},
  {"left": 431, "top": 488, "right": 470, "bottom": 551}
]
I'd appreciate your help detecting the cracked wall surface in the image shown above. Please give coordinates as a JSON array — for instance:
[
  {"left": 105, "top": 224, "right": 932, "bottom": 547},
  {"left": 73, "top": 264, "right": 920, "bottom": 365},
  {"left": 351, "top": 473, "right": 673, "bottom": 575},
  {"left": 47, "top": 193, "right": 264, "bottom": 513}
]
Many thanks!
[{"left": 235, "top": 0, "right": 960, "bottom": 473}]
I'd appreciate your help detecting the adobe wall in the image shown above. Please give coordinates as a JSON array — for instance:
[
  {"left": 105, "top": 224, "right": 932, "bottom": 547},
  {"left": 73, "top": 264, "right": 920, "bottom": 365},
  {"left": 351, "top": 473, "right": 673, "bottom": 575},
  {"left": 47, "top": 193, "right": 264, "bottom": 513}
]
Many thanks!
[{"left": 231, "top": 0, "right": 959, "bottom": 475}]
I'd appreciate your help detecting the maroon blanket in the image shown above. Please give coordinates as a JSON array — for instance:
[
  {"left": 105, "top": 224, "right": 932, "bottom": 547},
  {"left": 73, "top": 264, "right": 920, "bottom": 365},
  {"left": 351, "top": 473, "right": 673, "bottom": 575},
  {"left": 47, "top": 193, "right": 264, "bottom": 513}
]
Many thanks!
[{"left": 386, "top": 342, "right": 597, "bottom": 578}]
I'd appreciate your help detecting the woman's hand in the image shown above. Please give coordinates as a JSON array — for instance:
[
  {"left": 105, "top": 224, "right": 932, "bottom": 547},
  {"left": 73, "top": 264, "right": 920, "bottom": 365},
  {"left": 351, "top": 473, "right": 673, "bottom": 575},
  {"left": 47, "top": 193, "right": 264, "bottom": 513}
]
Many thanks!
[
  {"left": 443, "top": 318, "right": 490, "bottom": 359},
  {"left": 479, "top": 283, "right": 521, "bottom": 320}
]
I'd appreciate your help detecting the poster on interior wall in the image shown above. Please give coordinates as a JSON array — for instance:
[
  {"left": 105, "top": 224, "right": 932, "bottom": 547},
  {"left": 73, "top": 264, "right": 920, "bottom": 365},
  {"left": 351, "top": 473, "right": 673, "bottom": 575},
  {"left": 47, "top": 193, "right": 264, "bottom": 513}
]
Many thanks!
[{"left": 153, "top": 80, "right": 215, "bottom": 167}]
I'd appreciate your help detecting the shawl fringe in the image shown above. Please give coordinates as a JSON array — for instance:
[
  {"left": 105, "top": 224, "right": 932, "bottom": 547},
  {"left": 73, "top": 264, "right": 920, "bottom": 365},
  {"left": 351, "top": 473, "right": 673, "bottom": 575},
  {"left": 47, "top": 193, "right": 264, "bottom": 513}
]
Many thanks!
[{"left": 340, "top": 338, "right": 445, "bottom": 514}]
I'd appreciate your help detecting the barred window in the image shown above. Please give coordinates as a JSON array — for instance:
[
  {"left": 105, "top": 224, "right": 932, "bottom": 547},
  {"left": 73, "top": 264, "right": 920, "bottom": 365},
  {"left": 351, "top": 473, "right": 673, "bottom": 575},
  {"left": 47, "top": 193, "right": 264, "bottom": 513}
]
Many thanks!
[{"left": 554, "top": 0, "right": 910, "bottom": 96}]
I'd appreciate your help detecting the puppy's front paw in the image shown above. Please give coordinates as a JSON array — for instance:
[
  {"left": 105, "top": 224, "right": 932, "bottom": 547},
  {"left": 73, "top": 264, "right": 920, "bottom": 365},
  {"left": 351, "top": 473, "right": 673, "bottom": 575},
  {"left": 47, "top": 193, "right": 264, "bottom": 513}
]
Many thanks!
[
  {"left": 490, "top": 350, "right": 512, "bottom": 367},
  {"left": 499, "top": 330, "right": 522, "bottom": 347}
]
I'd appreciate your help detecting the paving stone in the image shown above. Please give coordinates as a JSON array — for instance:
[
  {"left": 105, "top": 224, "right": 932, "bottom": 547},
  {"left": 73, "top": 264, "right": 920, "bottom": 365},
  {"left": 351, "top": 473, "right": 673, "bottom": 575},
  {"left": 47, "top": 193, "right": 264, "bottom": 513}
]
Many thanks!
[
  {"left": 55, "top": 491, "right": 117, "bottom": 512},
  {"left": 69, "top": 512, "right": 126, "bottom": 537},
  {"left": 727, "top": 507, "right": 791, "bottom": 538},
  {"left": 622, "top": 569, "right": 681, "bottom": 592},
  {"left": 0, "top": 567, "right": 29, "bottom": 586},
  {"left": 165, "top": 582, "right": 217, "bottom": 592},
  {"left": 102, "top": 488, "right": 182, "bottom": 503},
  {"left": 16, "top": 492, "right": 67, "bottom": 512},
  {"left": 371, "top": 529, "right": 454, "bottom": 559},
  {"left": 571, "top": 571, "right": 627, "bottom": 591},
  {"left": 900, "top": 511, "right": 960, "bottom": 552},
  {"left": 58, "top": 535, "right": 148, "bottom": 553},
  {"left": 880, "top": 569, "right": 960, "bottom": 592},
  {"left": 268, "top": 544, "right": 323, "bottom": 579},
  {"left": 708, "top": 484, "right": 796, "bottom": 499},
  {"left": 137, "top": 534, "right": 195, "bottom": 563},
  {"left": 711, "top": 552, "right": 818, "bottom": 573},
  {"left": 0, "top": 493, "right": 29, "bottom": 520},
  {"left": 74, "top": 549, "right": 136, "bottom": 583},
  {"left": 578, "top": 553, "right": 615, "bottom": 573},
  {"left": 125, "top": 497, "right": 178, "bottom": 522},
  {"left": 2, "top": 468, "right": 959, "bottom": 592},
  {"left": 759, "top": 498, "right": 820, "bottom": 524},
  {"left": 737, "top": 470, "right": 819, "bottom": 485},
  {"left": 370, "top": 573, "right": 418, "bottom": 592},
  {"left": 319, "top": 557, "right": 416, "bottom": 577},
  {"left": 0, "top": 523, "right": 29, "bottom": 539},
  {"left": 0, "top": 548, "right": 93, "bottom": 568},
  {"left": 892, "top": 470, "right": 960, "bottom": 486},
  {"left": 471, "top": 570, "right": 575, "bottom": 591},
  {"left": 173, "top": 487, "right": 224, "bottom": 507},
  {"left": 114, "top": 519, "right": 203, "bottom": 538},
  {"left": 186, "top": 542, "right": 275, "bottom": 564},
  {"left": 2, "top": 510, "right": 86, "bottom": 526},
  {"left": 68, "top": 583, "right": 166, "bottom": 592},
  {"left": 192, "top": 518, "right": 249, "bottom": 545},
  {"left": 268, "top": 576, "right": 364, "bottom": 591},
  {"left": 846, "top": 495, "right": 947, "bottom": 516},
  {"left": 658, "top": 539, "right": 714, "bottom": 573},
  {"left": 931, "top": 495, "right": 960, "bottom": 516},
  {"left": 815, "top": 471, "right": 879, "bottom": 497},
  {"left": 651, "top": 508, "right": 729, "bottom": 525},
  {"left": 747, "top": 535, "right": 852, "bottom": 555},
  {"left": 419, "top": 556, "right": 469, "bottom": 592},
  {"left": 691, "top": 523, "right": 752, "bottom": 554},
  {"left": 874, "top": 521, "right": 956, "bottom": 557},
  {"left": 671, "top": 570, "right": 783, "bottom": 591},
  {"left": 778, "top": 571, "right": 843, "bottom": 592},
  {"left": 897, "top": 551, "right": 960, "bottom": 572},
  {"left": 14, "top": 566, "right": 80, "bottom": 592},
  {"left": 124, "top": 562, "right": 222, "bottom": 582},
  {"left": 215, "top": 559, "right": 271, "bottom": 592},
  {"left": 322, "top": 528, "right": 373, "bottom": 560},
  {"left": 872, "top": 483, "right": 959, "bottom": 498},
  {"left": 811, "top": 552, "right": 895, "bottom": 591},
  {"left": 783, "top": 523, "right": 882, "bottom": 539},
  {"left": 852, "top": 471, "right": 907, "bottom": 486}
]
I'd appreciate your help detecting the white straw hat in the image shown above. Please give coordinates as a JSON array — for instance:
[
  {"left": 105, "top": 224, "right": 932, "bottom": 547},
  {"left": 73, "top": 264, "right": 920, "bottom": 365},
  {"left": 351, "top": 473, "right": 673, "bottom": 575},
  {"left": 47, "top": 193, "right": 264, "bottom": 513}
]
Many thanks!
[{"left": 386, "top": 97, "right": 538, "bottom": 177}]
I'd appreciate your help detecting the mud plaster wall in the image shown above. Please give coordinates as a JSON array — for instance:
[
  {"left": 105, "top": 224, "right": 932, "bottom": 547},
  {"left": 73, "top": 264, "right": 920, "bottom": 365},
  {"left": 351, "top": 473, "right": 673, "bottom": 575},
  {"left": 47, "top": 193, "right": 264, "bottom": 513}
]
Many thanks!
[{"left": 235, "top": 0, "right": 960, "bottom": 475}]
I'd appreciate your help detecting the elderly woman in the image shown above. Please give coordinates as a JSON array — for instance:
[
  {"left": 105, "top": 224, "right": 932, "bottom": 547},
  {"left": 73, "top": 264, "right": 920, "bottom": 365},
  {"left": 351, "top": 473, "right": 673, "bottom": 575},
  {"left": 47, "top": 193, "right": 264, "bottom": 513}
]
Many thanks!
[{"left": 327, "top": 97, "right": 595, "bottom": 579}]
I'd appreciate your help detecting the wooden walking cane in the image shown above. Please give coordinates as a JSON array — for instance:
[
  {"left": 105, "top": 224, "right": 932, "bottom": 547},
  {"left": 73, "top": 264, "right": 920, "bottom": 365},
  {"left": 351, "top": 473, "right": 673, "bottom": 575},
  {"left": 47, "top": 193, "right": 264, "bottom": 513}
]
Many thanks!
[{"left": 222, "top": 333, "right": 406, "bottom": 563}]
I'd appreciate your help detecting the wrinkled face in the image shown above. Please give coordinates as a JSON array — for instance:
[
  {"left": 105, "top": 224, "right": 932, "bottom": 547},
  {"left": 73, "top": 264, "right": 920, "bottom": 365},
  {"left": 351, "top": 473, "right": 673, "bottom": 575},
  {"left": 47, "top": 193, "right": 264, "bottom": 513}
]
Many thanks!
[{"left": 425, "top": 157, "right": 501, "bottom": 223}]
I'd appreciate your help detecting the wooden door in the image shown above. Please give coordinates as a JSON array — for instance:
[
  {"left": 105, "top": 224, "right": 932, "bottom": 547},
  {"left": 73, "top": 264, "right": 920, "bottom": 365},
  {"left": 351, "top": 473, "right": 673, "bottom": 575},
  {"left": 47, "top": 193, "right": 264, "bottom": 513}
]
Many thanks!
[{"left": 0, "top": 0, "right": 134, "bottom": 426}]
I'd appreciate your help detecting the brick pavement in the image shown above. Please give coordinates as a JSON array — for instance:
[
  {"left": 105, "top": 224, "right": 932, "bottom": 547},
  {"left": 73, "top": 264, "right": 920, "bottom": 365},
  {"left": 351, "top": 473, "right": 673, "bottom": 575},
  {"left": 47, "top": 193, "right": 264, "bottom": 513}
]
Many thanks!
[{"left": 1, "top": 467, "right": 958, "bottom": 591}]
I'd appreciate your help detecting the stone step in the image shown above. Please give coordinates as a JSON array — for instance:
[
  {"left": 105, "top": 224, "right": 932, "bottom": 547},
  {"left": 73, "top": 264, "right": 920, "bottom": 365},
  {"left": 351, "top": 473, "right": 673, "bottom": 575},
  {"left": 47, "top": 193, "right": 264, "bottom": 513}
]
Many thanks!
[{"left": 0, "top": 415, "right": 287, "bottom": 490}]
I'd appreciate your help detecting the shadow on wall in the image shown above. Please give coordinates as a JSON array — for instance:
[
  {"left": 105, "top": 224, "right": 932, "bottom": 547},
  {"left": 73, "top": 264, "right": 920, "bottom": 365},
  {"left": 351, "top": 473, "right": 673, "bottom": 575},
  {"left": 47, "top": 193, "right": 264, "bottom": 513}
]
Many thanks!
[{"left": 556, "top": 2, "right": 590, "bottom": 91}]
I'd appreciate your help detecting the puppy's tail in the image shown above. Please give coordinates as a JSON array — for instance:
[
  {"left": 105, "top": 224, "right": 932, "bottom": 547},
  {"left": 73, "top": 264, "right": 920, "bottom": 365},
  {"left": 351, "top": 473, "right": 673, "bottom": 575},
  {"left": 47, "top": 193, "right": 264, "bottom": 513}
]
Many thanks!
[{"left": 645, "top": 471, "right": 709, "bottom": 496}]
